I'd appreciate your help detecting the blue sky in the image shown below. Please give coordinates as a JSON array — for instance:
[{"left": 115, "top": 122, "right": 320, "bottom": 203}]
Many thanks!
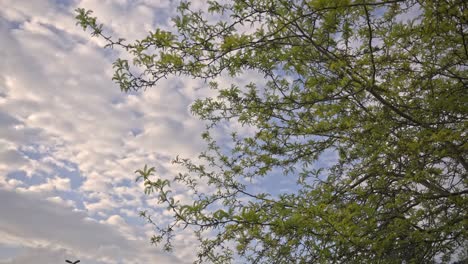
[
  {"left": 0, "top": 1, "right": 203, "bottom": 263},
  {"left": 0, "top": 1, "right": 338, "bottom": 263}
]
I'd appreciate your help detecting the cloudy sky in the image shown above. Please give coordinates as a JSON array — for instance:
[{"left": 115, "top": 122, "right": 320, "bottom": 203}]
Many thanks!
[
  {"left": 0, "top": 0, "right": 339, "bottom": 263},
  {"left": 1, "top": 1, "right": 461, "bottom": 263},
  {"left": 0, "top": 0, "right": 218, "bottom": 263}
]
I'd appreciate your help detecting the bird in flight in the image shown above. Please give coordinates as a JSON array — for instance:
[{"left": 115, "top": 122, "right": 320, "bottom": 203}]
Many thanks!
[{"left": 65, "top": 260, "right": 80, "bottom": 264}]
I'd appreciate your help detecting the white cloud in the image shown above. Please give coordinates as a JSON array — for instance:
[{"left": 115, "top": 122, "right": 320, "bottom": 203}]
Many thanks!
[
  {"left": 0, "top": 0, "right": 283, "bottom": 262},
  {"left": 0, "top": 247, "right": 77, "bottom": 264},
  {"left": 0, "top": 0, "right": 205, "bottom": 261},
  {"left": 102, "top": 214, "right": 136, "bottom": 240},
  {"left": 0, "top": 188, "right": 182, "bottom": 264},
  {"left": 24, "top": 175, "right": 71, "bottom": 192},
  {"left": 46, "top": 195, "right": 76, "bottom": 208}
]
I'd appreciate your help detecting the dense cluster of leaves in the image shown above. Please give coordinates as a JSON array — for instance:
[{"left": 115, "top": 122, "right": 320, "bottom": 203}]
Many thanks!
[{"left": 77, "top": 0, "right": 467, "bottom": 263}]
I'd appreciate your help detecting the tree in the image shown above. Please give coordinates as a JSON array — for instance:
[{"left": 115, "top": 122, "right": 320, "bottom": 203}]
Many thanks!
[{"left": 76, "top": 0, "right": 467, "bottom": 263}]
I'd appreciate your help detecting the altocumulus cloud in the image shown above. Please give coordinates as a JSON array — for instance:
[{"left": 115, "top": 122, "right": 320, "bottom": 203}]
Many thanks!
[
  {"left": 0, "top": 0, "right": 210, "bottom": 263},
  {"left": 0, "top": 188, "right": 180, "bottom": 264}
]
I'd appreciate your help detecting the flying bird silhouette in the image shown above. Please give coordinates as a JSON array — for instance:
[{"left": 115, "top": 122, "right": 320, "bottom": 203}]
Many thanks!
[{"left": 65, "top": 260, "right": 80, "bottom": 264}]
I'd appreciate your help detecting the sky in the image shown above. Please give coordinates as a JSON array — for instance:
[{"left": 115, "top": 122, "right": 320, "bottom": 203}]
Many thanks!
[
  {"left": 0, "top": 0, "right": 212, "bottom": 263},
  {"left": 1, "top": 1, "right": 461, "bottom": 263},
  {"left": 0, "top": 0, "right": 441, "bottom": 263},
  {"left": 0, "top": 1, "right": 339, "bottom": 263}
]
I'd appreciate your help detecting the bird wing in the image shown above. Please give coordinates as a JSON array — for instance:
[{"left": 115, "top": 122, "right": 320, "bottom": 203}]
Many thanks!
[{"left": 66, "top": 261, "right": 72, "bottom": 263}]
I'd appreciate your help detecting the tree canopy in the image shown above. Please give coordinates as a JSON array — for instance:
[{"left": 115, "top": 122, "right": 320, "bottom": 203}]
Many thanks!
[{"left": 76, "top": 0, "right": 467, "bottom": 263}]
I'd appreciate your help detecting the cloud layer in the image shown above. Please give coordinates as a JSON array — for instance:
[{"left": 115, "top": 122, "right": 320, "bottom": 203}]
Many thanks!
[
  {"left": 0, "top": 0, "right": 205, "bottom": 263},
  {"left": 0, "top": 188, "right": 180, "bottom": 264},
  {"left": 0, "top": 1, "right": 337, "bottom": 263}
]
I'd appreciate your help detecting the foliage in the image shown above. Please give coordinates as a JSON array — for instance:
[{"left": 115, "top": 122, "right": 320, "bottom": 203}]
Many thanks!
[{"left": 76, "top": 0, "right": 467, "bottom": 263}]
